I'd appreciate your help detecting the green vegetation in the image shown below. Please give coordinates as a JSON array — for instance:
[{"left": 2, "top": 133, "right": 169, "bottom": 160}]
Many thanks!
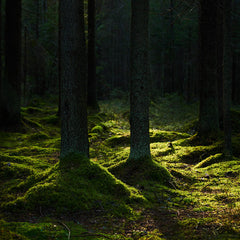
[{"left": 1, "top": 95, "right": 240, "bottom": 239}]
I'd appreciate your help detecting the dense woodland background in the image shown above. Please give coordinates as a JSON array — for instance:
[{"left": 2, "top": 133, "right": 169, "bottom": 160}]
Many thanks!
[{"left": 0, "top": 0, "right": 240, "bottom": 239}]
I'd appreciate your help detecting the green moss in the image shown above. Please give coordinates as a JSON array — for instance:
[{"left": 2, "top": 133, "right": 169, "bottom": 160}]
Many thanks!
[
  {"left": 21, "top": 106, "right": 43, "bottom": 115},
  {"left": 4, "top": 153, "right": 144, "bottom": 216},
  {"left": 109, "top": 158, "right": 172, "bottom": 187},
  {"left": 22, "top": 117, "right": 44, "bottom": 130},
  {"left": 106, "top": 135, "right": 130, "bottom": 147},
  {"left": 0, "top": 219, "right": 85, "bottom": 240},
  {"left": 91, "top": 125, "right": 104, "bottom": 134},
  {"left": 27, "top": 132, "right": 50, "bottom": 141},
  {"left": 170, "top": 169, "right": 196, "bottom": 183},
  {"left": 194, "top": 153, "right": 224, "bottom": 168},
  {"left": 150, "top": 130, "right": 190, "bottom": 143},
  {"left": 40, "top": 115, "right": 59, "bottom": 125},
  {"left": 0, "top": 161, "right": 34, "bottom": 180},
  {"left": 177, "top": 144, "right": 221, "bottom": 164}
]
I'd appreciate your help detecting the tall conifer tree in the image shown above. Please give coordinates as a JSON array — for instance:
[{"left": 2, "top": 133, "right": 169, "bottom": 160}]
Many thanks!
[
  {"left": 87, "top": 0, "right": 99, "bottom": 112},
  {"left": 198, "top": 0, "right": 219, "bottom": 136},
  {"left": 59, "top": 0, "right": 89, "bottom": 158},
  {"left": 0, "top": 0, "right": 22, "bottom": 129},
  {"left": 129, "top": 0, "right": 151, "bottom": 161},
  {"left": 223, "top": 0, "right": 232, "bottom": 156}
]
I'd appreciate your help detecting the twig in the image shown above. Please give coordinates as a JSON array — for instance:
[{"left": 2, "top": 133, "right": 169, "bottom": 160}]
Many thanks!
[{"left": 58, "top": 221, "right": 71, "bottom": 240}]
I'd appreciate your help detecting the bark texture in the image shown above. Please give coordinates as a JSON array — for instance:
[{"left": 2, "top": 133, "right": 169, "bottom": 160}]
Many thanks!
[
  {"left": 0, "top": 0, "right": 22, "bottom": 128},
  {"left": 60, "top": 0, "right": 89, "bottom": 158},
  {"left": 87, "top": 0, "right": 99, "bottom": 111},
  {"left": 198, "top": 0, "right": 219, "bottom": 135},
  {"left": 223, "top": 0, "right": 232, "bottom": 156},
  {"left": 129, "top": 0, "right": 151, "bottom": 161}
]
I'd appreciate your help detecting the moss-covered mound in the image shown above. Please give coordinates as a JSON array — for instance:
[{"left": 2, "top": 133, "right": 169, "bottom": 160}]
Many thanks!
[
  {"left": 109, "top": 157, "right": 172, "bottom": 187},
  {"left": 3, "top": 153, "right": 144, "bottom": 217}
]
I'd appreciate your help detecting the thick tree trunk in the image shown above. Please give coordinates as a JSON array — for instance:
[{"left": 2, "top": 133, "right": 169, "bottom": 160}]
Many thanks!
[
  {"left": 87, "top": 0, "right": 99, "bottom": 111},
  {"left": 223, "top": 0, "right": 232, "bottom": 156},
  {"left": 0, "top": 0, "right": 22, "bottom": 129},
  {"left": 129, "top": 0, "right": 151, "bottom": 161},
  {"left": 59, "top": 0, "right": 89, "bottom": 158},
  {"left": 198, "top": 0, "right": 219, "bottom": 136}
]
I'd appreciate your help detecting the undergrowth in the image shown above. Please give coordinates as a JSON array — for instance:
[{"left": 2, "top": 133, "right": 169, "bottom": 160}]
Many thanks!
[{"left": 0, "top": 94, "right": 240, "bottom": 239}]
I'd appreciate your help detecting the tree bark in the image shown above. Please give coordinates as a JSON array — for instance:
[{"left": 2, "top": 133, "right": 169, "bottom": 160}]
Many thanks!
[
  {"left": 129, "top": 0, "right": 151, "bottom": 161},
  {"left": 87, "top": 0, "right": 99, "bottom": 112},
  {"left": 0, "top": 0, "right": 2, "bottom": 114},
  {"left": 0, "top": 0, "right": 22, "bottom": 129},
  {"left": 59, "top": 0, "right": 89, "bottom": 158},
  {"left": 217, "top": 0, "right": 224, "bottom": 129},
  {"left": 223, "top": 0, "right": 232, "bottom": 156},
  {"left": 198, "top": 0, "right": 219, "bottom": 136}
]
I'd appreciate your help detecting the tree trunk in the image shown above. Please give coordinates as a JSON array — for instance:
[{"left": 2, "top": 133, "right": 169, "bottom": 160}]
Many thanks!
[
  {"left": 23, "top": 26, "right": 27, "bottom": 106},
  {"left": 198, "top": 0, "right": 219, "bottom": 136},
  {"left": 57, "top": 0, "right": 61, "bottom": 116},
  {"left": 0, "top": 0, "right": 22, "bottom": 129},
  {"left": 129, "top": 0, "right": 151, "bottom": 162},
  {"left": 217, "top": 0, "right": 224, "bottom": 129},
  {"left": 87, "top": 0, "right": 99, "bottom": 112},
  {"left": 223, "top": 0, "right": 232, "bottom": 156},
  {"left": 0, "top": 0, "right": 2, "bottom": 113},
  {"left": 59, "top": 0, "right": 89, "bottom": 158}
]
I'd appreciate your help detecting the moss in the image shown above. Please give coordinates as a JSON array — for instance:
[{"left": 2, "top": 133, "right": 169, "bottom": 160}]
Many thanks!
[
  {"left": 177, "top": 144, "right": 221, "bottom": 164},
  {"left": 0, "top": 223, "right": 28, "bottom": 240},
  {"left": 0, "top": 153, "right": 51, "bottom": 170},
  {"left": 170, "top": 169, "right": 196, "bottom": 183},
  {"left": 149, "top": 130, "right": 190, "bottom": 143},
  {"left": 22, "top": 117, "right": 44, "bottom": 130},
  {"left": 194, "top": 153, "right": 224, "bottom": 168},
  {"left": 106, "top": 135, "right": 130, "bottom": 147},
  {"left": 40, "top": 115, "right": 60, "bottom": 125},
  {"left": 90, "top": 125, "right": 104, "bottom": 134},
  {"left": 27, "top": 132, "right": 50, "bottom": 141},
  {"left": 21, "top": 106, "right": 44, "bottom": 114},
  {"left": 109, "top": 158, "right": 172, "bottom": 187},
  {"left": 0, "top": 161, "right": 34, "bottom": 180},
  {"left": 4, "top": 153, "right": 144, "bottom": 216},
  {"left": 7, "top": 146, "right": 58, "bottom": 156},
  {"left": 0, "top": 219, "right": 79, "bottom": 240}
]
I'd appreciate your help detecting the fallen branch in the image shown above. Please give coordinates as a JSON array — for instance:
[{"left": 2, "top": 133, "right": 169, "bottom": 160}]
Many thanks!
[{"left": 57, "top": 221, "right": 71, "bottom": 240}]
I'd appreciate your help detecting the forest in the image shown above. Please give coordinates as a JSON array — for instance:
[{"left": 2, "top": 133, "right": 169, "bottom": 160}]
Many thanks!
[{"left": 0, "top": 0, "right": 240, "bottom": 239}]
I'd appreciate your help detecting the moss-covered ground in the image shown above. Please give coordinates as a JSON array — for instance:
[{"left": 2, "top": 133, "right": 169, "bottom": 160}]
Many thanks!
[{"left": 1, "top": 94, "right": 240, "bottom": 239}]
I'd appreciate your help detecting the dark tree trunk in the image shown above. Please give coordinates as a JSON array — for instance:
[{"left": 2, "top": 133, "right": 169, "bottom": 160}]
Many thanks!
[
  {"left": 184, "top": 27, "right": 193, "bottom": 102},
  {"left": 198, "top": 0, "right": 219, "bottom": 136},
  {"left": 129, "top": 0, "right": 151, "bottom": 162},
  {"left": 0, "top": 0, "right": 2, "bottom": 113},
  {"left": 36, "top": 0, "right": 40, "bottom": 39},
  {"left": 59, "top": 0, "right": 89, "bottom": 158},
  {"left": 0, "top": 0, "right": 22, "bottom": 129},
  {"left": 43, "top": 0, "right": 47, "bottom": 23},
  {"left": 57, "top": 0, "right": 61, "bottom": 116},
  {"left": 223, "top": 0, "right": 232, "bottom": 156},
  {"left": 164, "top": 0, "right": 175, "bottom": 94},
  {"left": 87, "top": 0, "right": 99, "bottom": 112},
  {"left": 217, "top": 0, "right": 224, "bottom": 129},
  {"left": 23, "top": 26, "right": 27, "bottom": 106}
]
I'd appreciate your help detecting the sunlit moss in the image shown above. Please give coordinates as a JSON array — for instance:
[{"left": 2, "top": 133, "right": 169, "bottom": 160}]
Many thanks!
[
  {"left": 3, "top": 153, "right": 145, "bottom": 217},
  {"left": 1, "top": 96, "right": 240, "bottom": 239}
]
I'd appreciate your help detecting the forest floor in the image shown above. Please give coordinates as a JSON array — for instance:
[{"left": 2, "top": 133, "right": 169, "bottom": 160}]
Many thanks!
[{"left": 1, "top": 94, "right": 240, "bottom": 240}]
